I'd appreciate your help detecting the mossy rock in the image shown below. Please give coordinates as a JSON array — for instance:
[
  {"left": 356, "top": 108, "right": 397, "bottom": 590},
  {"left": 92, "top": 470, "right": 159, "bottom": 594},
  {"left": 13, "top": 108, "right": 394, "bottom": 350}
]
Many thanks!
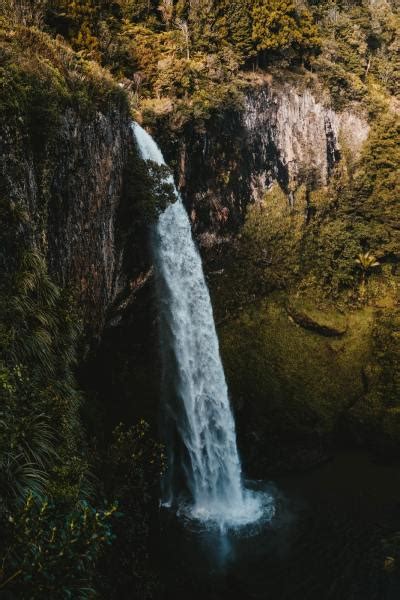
[
  {"left": 347, "top": 307, "right": 400, "bottom": 455},
  {"left": 286, "top": 298, "right": 348, "bottom": 337},
  {"left": 0, "top": 22, "right": 127, "bottom": 141},
  {"left": 219, "top": 293, "right": 374, "bottom": 472}
]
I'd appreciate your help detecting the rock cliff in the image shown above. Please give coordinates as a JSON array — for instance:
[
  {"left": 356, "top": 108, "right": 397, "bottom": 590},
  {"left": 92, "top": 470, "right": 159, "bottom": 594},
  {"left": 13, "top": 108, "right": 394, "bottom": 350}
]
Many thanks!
[
  {"left": 161, "top": 77, "right": 369, "bottom": 243},
  {"left": 151, "top": 76, "right": 400, "bottom": 469},
  {"left": 0, "top": 25, "right": 155, "bottom": 338},
  {"left": 0, "top": 82, "right": 138, "bottom": 335}
]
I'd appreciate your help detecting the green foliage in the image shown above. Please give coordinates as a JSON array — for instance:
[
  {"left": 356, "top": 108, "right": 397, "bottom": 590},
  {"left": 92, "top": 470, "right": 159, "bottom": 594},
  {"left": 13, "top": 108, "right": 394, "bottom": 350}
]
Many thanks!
[
  {"left": 0, "top": 493, "right": 117, "bottom": 598},
  {"left": 217, "top": 0, "right": 255, "bottom": 59},
  {"left": 99, "top": 421, "right": 165, "bottom": 599},
  {"left": 311, "top": 0, "right": 400, "bottom": 105},
  {"left": 303, "top": 217, "right": 363, "bottom": 296},
  {"left": 218, "top": 294, "right": 373, "bottom": 471},
  {"left": 348, "top": 112, "right": 400, "bottom": 260},
  {"left": 186, "top": 0, "right": 218, "bottom": 53},
  {"left": 382, "top": 533, "right": 400, "bottom": 577},
  {"left": 0, "top": 249, "right": 81, "bottom": 425},
  {"left": 0, "top": 191, "right": 90, "bottom": 577},
  {"left": 313, "top": 58, "right": 367, "bottom": 110},
  {"left": 370, "top": 311, "right": 400, "bottom": 413},
  {"left": 212, "top": 104, "right": 399, "bottom": 310},
  {"left": 118, "top": 151, "right": 176, "bottom": 259},
  {"left": 0, "top": 0, "right": 46, "bottom": 27},
  {"left": 252, "top": 0, "right": 321, "bottom": 61},
  {"left": 0, "top": 233, "right": 163, "bottom": 597},
  {"left": 289, "top": 111, "right": 399, "bottom": 297},
  {"left": 210, "top": 184, "right": 304, "bottom": 320},
  {"left": 117, "top": 148, "right": 176, "bottom": 277},
  {"left": 0, "top": 386, "right": 57, "bottom": 506},
  {"left": 0, "top": 18, "right": 127, "bottom": 141},
  {"left": 47, "top": 0, "right": 106, "bottom": 55},
  {"left": 46, "top": 0, "right": 136, "bottom": 74},
  {"left": 239, "top": 185, "right": 304, "bottom": 289},
  {"left": 39, "top": 0, "right": 321, "bottom": 126},
  {"left": 0, "top": 252, "right": 85, "bottom": 510},
  {"left": 0, "top": 201, "right": 116, "bottom": 597},
  {"left": 119, "top": 0, "right": 159, "bottom": 23},
  {"left": 105, "top": 420, "right": 164, "bottom": 506},
  {"left": 348, "top": 308, "right": 400, "bottom": 453},
  {"left": 0, "top": 20, "right": 169, "bottom": 597},
  {"left": 355, "top": 251, "right": 380, "bottom": 289},
  {"left": 3, "top": 0, "right": 398, "bottom": 127}
]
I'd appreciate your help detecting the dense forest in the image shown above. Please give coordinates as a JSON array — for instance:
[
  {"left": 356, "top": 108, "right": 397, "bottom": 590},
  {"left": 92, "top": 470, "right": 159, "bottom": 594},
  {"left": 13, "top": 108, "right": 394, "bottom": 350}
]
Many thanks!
[{"left": 0, "top": 0, "right": 399, "bottom": 598}]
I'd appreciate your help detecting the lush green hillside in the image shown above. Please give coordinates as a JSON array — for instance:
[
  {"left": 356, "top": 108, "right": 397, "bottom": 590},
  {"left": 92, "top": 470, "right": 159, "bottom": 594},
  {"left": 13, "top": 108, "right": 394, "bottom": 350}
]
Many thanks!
[{"left": 3, "top": 0, "right": 397, "bottom": 123}]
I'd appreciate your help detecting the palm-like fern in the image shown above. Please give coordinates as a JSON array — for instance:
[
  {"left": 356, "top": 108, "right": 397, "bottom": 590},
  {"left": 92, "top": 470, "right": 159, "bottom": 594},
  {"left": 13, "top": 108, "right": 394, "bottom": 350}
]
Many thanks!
[
  {"left": 8, "top": 252, "right": 62, "bottom": 375},
  {"left": 0, "top": 250, "right": 81, "bottom": 508},
  {"left": 0, "top": 410, "right": 57, "bottom": 505},
  {"left": 355, "top": 250, "right": 380, "bottom": 273},
  {"left": 355, "top": 250, "right": 380, "bottom": 294},
  {"left": 0, "top": 455, "right": 47, "bottom": 502}
]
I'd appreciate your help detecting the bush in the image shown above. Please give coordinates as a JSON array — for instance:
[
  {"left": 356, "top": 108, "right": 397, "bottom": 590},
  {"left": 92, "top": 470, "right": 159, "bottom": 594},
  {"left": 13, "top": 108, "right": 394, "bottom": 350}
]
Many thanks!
[
  {"left": 0, "top": 494, "right": 117, "bottom": 598},
  {"left": 99, "top": 421, "right": 165, "bottom": 599}
]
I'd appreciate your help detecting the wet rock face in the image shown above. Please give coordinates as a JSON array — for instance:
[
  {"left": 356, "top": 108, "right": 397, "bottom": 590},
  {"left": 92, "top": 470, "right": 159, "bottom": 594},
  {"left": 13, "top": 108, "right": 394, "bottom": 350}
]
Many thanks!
[
  {"left": 47, "top": 108, "right": 131, "bottom": 333},
  {"left": 173, "top": 82, "right": 369, "bottom": 241},
  {"left": 0, "top": 105, "right": 135, "bottom": 334}
]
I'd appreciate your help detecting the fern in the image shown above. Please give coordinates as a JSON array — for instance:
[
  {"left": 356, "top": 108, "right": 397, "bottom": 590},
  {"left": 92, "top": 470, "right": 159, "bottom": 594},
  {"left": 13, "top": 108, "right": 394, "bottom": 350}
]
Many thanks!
[
  {"left": 0, "top": 247, "right": 83, "bottom": 511},
  {"left": 0, "top": 406, "right": 58, "bottom": 506}
]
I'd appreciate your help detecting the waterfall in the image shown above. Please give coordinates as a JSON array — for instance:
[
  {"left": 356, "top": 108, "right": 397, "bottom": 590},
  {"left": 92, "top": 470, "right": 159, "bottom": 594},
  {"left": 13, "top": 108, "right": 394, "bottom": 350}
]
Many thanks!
[{"left": 132, "top": 123, "right": 272, "bottom": 529}]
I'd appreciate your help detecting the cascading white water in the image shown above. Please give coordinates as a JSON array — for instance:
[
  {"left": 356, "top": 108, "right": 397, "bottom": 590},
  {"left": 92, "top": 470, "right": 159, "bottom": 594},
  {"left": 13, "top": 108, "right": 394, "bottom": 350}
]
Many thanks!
[{"left": 132, "top": 122, "right": 273, "bottom": 529}]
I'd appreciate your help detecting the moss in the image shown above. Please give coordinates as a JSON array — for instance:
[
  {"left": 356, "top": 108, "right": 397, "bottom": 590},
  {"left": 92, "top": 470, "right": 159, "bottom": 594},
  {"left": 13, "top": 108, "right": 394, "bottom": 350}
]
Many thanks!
[
  {"left": 220, "top": 292, "right": 373, "bottom": 448},
  {"left": 286, "top": 298, "right": 348, "bottom": 336},
  {"left": 215, "top": 265, "right": 400, "bottom": 466},
  {"left": 348, "top": 308, "right": 400, "bottom": 452},
  {"left": 0, "top": 22, "right": 128, "bottom": 148}
]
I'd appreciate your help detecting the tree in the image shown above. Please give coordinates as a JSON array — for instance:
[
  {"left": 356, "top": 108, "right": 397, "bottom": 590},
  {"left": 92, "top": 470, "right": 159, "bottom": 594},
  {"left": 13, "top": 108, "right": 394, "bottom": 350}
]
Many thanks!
[
  {"left": 252, "top": 0, "right": 320, "bottom": 62},
  {"left": 175, "top": 17, "right": 190, "bottom": 59},
  {"left": 350, "top": 113, "right": 400, "bottom": 261},
  {"left": 0, "top": 0, "right": 46, "bottom": 26},
  {"left": 118, "top": 0, "right": 159, "bottom": 22},
  {"left": 158, "top": 0, "right": 173, "bottom": 28},
  {"left": 187, "top": 0, "right": 218, "bottom": 52},
  {"left": 216, "top": 0, "right": 255, "bottom": 59}
]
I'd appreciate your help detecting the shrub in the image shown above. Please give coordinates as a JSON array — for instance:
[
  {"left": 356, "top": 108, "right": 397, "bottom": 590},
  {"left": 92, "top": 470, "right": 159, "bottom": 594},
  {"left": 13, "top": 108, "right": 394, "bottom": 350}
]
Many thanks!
[{"left": 0, "top": 494, "right": 117, "bottom": 598}]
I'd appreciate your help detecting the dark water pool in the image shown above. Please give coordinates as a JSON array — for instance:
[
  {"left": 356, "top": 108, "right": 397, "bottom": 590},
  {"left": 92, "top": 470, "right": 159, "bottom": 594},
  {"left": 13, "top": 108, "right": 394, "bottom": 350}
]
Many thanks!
[{"left": 153, "top": 452, "right": 400, "bottom": 600}]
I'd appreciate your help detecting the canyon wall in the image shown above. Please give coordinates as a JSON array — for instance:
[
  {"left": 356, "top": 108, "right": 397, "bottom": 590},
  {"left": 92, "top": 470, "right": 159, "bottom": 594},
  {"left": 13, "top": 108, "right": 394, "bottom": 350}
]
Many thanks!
[
  {"left": 161, "top": 78, "right": 369, "bottom": 244},
  {"left": 0, "top": 100, "right": 143, "bottom": 335}
]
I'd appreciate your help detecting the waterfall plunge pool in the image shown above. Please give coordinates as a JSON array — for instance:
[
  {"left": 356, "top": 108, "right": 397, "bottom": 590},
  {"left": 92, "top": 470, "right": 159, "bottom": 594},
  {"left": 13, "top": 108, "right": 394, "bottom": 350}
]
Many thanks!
[
  {"left": 154, "top": 451, "right": 400, "bottom": 600},
  {"left": 170, "top": 479, "right": 276, "bottom": 533}
]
